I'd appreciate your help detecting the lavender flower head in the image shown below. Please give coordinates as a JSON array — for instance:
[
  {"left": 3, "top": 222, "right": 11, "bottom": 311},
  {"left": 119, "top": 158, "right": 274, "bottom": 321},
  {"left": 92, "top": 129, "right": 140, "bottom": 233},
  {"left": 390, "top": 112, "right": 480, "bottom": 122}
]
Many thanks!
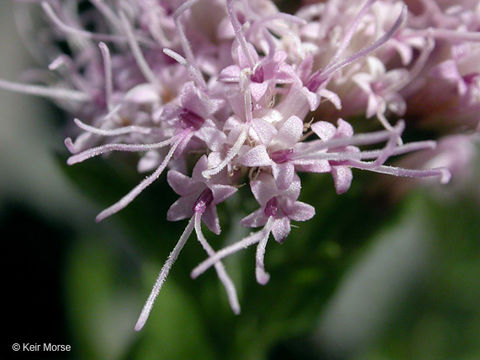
[{"left": 1, "top": 0, "right": 479, "bottom": 330}]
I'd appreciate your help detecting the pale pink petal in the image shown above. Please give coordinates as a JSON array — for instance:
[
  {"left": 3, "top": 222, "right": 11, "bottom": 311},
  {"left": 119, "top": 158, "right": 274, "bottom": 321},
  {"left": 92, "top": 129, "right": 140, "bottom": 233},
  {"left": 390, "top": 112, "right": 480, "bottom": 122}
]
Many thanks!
[
  {"left": 219, "top": 65, "right": 241, "bottom": 82},
  {"left": 366, "top": 93, "right": 379, "bottom": 118},
  {"left": 318, "top": 88, "right": 342, "bottom": 110},
  {"left": 125, "top": 84, "right": 159, "bottom": 104},
  {"left": 195, "top": 121, "right": 227, "bottom": 151},
  {"left": 240, "top": 209, "right": 268, "bottom": 228},
  {"left": 311, "top": 121, "right": 336, "bottom": 141},
  {"left": 331, "top": 165, "right": 353, "bottom": 194},
  {"left": 287, "top": 201, "right": 315, "bottom": 222},
  {"left": 251, "top": 118, "right": 277, "bottom": 145},
  {"left": 250, "top": 82, "right": 269, "bottom": 101},
  {"left": 210, "top": 184, "right": 238, "bottom": 204},
  {"left": 238, "top": 145, "right": 272, "bottom": 167},
  {"left": 282, "top": 173, "right": 301, "bottom": 201},
  {"left": 276, "top": 116, "right": 304, "bottom": 148},
  {"left": 295, "top": 160, "right": 331, "bottom": 173},
  {"left": 202, "top": 205, "right": 221, "bottom": 235},
  {"left": 271, "top": 217, "right": 291, "bottom": 243},
  {"left": 167, "top": 194, "right": 197, "bottom": 221},
  {"left": 167, "top": 170, "right": 198, "bottom": 196},
  {"left": 191, "top": 155, "right": 209, "bottom": 182},
  {"left": 302, "top": 86, "right": 320, "bottom": 111},
  {"left": 250, "top": 172, "right": 278, "bottom": 205},
  {"left": 336, "top": 119, "right": 354, "bottom": 138},
  {"left": 272, "top": 162, "right": 295, "bottom": 191}
]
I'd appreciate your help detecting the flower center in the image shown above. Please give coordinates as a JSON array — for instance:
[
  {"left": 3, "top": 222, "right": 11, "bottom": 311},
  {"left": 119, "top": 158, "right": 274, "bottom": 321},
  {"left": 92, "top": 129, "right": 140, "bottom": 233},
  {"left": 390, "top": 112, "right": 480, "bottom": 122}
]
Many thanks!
[
  {"left": 463, "top": 72, "right": 479, "bottom": 85},
  {"left": 270, "top": 149, "right": 293, "bottom": 164},
  {"left": 179, "top": 108, "right": 205, "bottom": 130},
  {"left": 193, "top": 188, "right": 214, "bottom": 214},
  {"left": 371, "top": 80, "right": 385, "bottom": 93},
  {"left": 264, "top": 197, "right": 279, "bottom": 217},
  {"left": 251, "top": 66, "right": 264, "bottom": 83}
]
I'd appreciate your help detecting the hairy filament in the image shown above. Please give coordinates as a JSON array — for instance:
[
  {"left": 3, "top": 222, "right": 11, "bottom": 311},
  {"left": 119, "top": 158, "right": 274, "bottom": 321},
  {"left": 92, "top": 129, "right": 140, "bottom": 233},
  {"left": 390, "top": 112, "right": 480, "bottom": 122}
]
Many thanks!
[
  {"left": 191, "top": 230, "right": 266, "bottom": 278},
  {"left": 0, "top": 78, "right": 90, "bottom": 102},
  {"left": 134, "top": 217, "right": 195, "bottom": 331},
  {"left": 194, "top": 213, "right": 240, "bottom": 314},
  {"left": 73, "top": 118, "right": 152, "bottom": 137},
  {"left": 95, "top": 136, "right": 183, "bottom": 222}
]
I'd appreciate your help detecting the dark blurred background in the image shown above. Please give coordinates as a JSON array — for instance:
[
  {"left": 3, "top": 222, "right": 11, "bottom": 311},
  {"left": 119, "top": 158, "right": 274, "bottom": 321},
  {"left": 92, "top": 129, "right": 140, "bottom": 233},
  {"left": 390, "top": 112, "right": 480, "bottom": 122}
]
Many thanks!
[{"left": 2, "top": 1, "right": 480, "bottom": 359}]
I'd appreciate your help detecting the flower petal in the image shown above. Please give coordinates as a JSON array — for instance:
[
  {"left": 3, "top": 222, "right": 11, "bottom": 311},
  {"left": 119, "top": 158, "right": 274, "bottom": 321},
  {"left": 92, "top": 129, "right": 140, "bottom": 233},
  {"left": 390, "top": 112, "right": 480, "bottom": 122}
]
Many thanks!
[
  {"left": 167, "top": 170, "right": 199, "bottom": 196},
  {"left": 311, "top": 121, "right": 336, "bottom": 141},
  {"left": 331, "top": 165, "right": 353, "bottom": 194},
  {"left": 167, "top": 194, "right": 197, "bottom": 221},
  {"left": 272, "top": 162, "right": 295, "bottom": 191},
  {"left": 238, "top": 145, "right": 272, "bottom": 167},
  {"left": 275, "top": 115, "right": 304, "bottom": 148},
  {"left": 240, "top": 208, "right": 268, "bottom": 228},
  {"left": 202, "top": 205, "right": 221, "bottom": 235},
  {"left": 271, "top": 217, "right": 291, "bottom": 243},
  {"left": 250, "top": 172, "right": 278, "bottom": 205},
  {"left": 287, "top": 201, "right": 315, "bottom": 222},
  {"left": 210, "top": 184, "right": 237, "bottom": 204}
]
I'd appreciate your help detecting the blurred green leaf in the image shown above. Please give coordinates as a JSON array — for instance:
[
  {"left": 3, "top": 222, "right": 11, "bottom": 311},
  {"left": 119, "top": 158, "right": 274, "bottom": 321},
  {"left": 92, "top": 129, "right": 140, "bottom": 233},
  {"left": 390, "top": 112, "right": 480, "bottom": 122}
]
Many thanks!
[{"left": 65, "top": 236, "right": 139, "bottom": 360}]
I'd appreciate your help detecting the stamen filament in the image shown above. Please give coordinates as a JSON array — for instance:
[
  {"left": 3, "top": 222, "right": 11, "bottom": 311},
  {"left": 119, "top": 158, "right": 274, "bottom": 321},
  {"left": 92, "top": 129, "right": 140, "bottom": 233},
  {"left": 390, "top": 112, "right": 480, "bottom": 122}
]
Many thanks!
[
  {"left": 67, "top": 137, "right": 173, "bottom": 165},
  {"left": 255, "top": 218, "right": 274, "bottom": 285},
  {"left": 0, "top": 78, "right": 89, "bottom": 102},
  {"left": 134, "top": 217, "right": 195, "bottom": 331},
  {"left": 191, "top": 230, "right": 265, "bottom": 278},
  {"left": 120, "top": 11, "right": 159, "bottom": 86},
  {"left": 194, "top": 213, "right": 240, "bottom": 314},
  {"left": 95, "top": 136, "right": 183, "bottom": 222},
  {"left": 73, "top": 118, "right": 153, "bottom": 137}
]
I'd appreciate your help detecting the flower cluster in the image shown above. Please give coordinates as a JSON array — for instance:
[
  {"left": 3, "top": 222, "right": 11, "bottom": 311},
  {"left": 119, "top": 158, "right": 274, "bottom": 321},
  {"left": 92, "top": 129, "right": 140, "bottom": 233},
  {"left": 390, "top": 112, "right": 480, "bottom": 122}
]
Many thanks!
[{"left": 1, "top": 0, "right": 479, "bottom": 330}]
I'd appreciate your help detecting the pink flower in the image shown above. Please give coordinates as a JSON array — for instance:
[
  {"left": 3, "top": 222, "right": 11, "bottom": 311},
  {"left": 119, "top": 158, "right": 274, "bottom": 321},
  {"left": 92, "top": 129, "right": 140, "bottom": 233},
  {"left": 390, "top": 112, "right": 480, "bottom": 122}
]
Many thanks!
[
  {"left": 167, "top": 155, "right": 237, "bottom": 234},
  {"left": 241, "top": 172, "right": 315, "bottom": 242}
]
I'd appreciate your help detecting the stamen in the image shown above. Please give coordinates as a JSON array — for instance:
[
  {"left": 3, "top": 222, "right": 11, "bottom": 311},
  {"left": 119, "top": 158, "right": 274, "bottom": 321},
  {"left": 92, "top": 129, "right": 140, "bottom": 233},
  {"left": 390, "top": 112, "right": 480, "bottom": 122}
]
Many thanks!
[
  {"left": 255, "top": 223, "right": 272, "bottom": 285},
  {"left": 73, "top": 118, "right": 152, "bottom": 136},
  {"left": 191, "top": 230, "right": 265, "bottom": 278},
  {"left": 134, "top": 217, "right": 195, "bottom": 331},
  {"left": 95, "top": 136, "right": 184, "bottom": 222},
  {"left": 41, "top": 2, "right": 153, "bottom": 46},
  {"left": 248, "top": 13, "right": 307, "bottom": 40},
  {"left": 307, "top": 5, "right": 407, "bottom": 92},
  {"left": 0, "top": 78, "right": 90, "bottom": 102},
  {"left": 367, "top": 120, "right": 405, "bottom": 168},
  {"left": 119, "top": 11, "right": 159, "bottom": 86},
  {"left": 47, "top": 55, "right": 90, "bottom": 93},
  {"left": 327, "top": 0, "right": 376, "bottom": 68},
  {"left": 305, "top": 127, "right": 395, "bottom": 154},
  {"left": 227, "top": 0, "right": 255, "bottom": 69},
  {"left": 296, "top": 140, "right": 437, "bottom": 162},
  {"left": 98, "top": 43, "right": 113, "bottom": 110},
  {"left": 351, "top": 162, "right": 451, "bottom": 183},
  {"left": 89, "top": 0, "right": 123, "bottom": 34},
  {"left": 163, "top": 49, "right": 207, "bottom": 90},
  {"left": 173, "top": 0, "right": 207, "bottom": 90},
  {"left": 67, "top": 137, "right": 173, "bottom": 165},
  {"left": 322, "top": 6, "right": 407, "bottom": 78},
  {"left": 64, "top": 137, "right": 77, "bottom": 154},
  {"left": 194, "top": 213, "right": 240, "bottom": 314}
]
